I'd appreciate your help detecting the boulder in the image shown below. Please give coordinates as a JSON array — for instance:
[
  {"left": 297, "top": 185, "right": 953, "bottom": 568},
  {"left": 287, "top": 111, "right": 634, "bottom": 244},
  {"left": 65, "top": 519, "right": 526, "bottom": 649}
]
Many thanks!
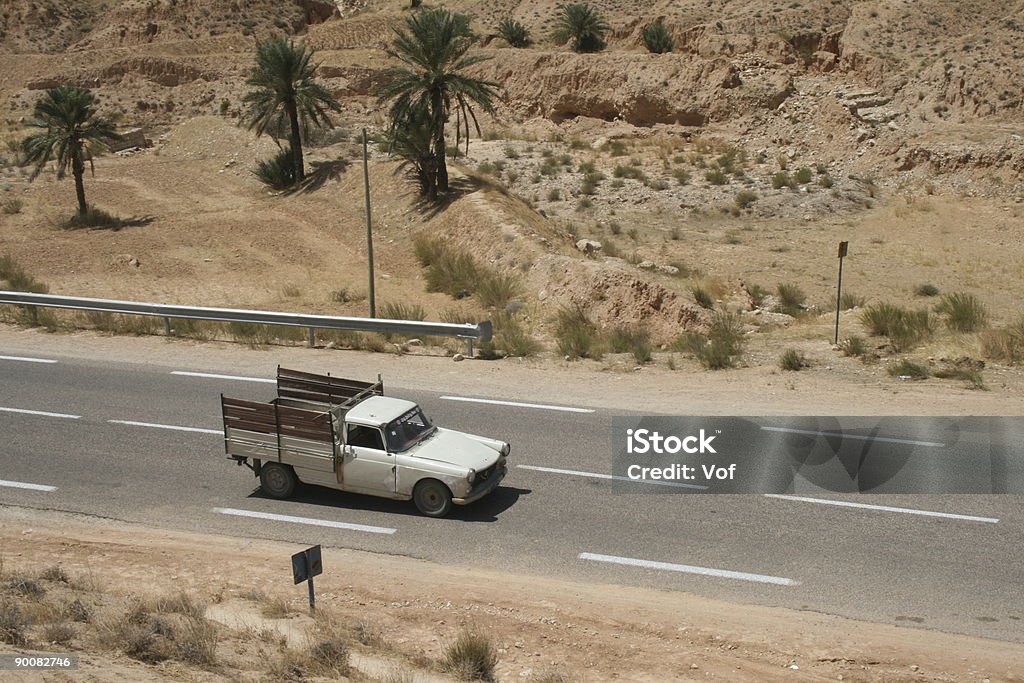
[{"left": 575, "top": 239, "right": 602, "bottom": 255}]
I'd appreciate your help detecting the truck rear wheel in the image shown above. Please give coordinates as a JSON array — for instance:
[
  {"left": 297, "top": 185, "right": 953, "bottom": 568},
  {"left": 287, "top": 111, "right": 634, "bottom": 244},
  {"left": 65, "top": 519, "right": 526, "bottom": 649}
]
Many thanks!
[
  {"left": 260, "top": 462, "right": 297, "bottom": 499},
  {"left": 413, "top": 479, "right": 452, "bottom": 518}
]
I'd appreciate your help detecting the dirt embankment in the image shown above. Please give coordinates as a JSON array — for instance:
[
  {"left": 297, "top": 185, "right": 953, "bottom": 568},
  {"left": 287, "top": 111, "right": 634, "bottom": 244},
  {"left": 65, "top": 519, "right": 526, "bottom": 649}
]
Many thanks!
[{"left": 2, "top": 507, "right": 1022, "bottom": 682}]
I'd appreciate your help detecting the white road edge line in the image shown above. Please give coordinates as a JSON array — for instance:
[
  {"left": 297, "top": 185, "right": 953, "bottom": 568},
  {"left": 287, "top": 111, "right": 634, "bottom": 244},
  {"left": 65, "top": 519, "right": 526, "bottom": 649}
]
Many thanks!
[
  {"left": 0, "top": 355, "right": 58, "bottom": 364},
  {"left": 0, "top": 479, "right": 57, "bottom": 492},
  {"left": 517, "top": 464, "right": 708, "bottom": 490},
  {"left": 214, "top": 507, "right": 396, "bottom": 535},
  {"left": 108, "top": 420, "right": 222, "bottom": 435},
  {"left": 171, "top": 371, "right": 275, "bottom": 384},
  {"left": 0, "top": 406, "right": 80, "bottom": 419},
  {"left": 760, "top": 426, "right": 944, "bottom": 448},
  {"left": 579, "top": 552, "right": 799, "bottom": 586},
  {"left": 764, "top": 494, "right": 999, "bottom": 523},
  {"left": 440, "top": 395, "right": 594, "bottom": 414}
]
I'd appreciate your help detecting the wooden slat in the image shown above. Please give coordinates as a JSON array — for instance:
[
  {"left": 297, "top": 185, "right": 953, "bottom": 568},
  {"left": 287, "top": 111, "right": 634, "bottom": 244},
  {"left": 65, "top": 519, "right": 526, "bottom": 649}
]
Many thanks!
[{"left": 276, "top": 366, "right": 382, "bottom": 405}]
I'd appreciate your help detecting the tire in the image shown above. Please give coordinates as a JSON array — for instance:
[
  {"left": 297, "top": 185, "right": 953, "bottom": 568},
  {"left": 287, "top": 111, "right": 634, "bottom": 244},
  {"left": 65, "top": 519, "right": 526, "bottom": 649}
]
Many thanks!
[
  {"left": 413, "top": 479, "right": 453, "bottom": 518},
  {"left": 260, "top": 462, "right": 297, "bottom": 499}
]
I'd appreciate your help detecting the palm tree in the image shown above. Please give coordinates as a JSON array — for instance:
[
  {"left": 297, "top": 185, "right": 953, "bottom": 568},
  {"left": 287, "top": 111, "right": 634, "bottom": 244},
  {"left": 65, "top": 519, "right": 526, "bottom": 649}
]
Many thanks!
[
  {"left": 379, "top": 8, "right": 501, "bottom": 199},
  {"left": 553, "top": 3, "right": 610, "bottom": 53},
  {"left": 242, "top": 37, "right": 341, "bottom": 183},
  {"left": 384, "top": 105, "right": 436, "bottom": 195},
  {"left": 21, "top": 85, "right": 120, "bottom": 216}
]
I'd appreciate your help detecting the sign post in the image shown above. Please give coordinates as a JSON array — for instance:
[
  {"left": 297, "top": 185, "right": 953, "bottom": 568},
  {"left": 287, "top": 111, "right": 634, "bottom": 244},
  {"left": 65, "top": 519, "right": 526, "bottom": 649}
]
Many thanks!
[
  {"left": 291, "top": 545, "right": 323, "bottom": 612},
  {"left": 834, "top": 241, "right": 849, "bottom": 345}
]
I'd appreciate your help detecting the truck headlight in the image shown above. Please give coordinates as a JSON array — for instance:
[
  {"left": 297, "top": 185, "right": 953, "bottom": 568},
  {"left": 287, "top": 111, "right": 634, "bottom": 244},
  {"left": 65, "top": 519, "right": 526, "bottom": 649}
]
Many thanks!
[
  {"left": 501, "top": 443, "right": 511, "bottom": 457},
  {"left": 467, "top": 469, "right": 476, "bottom": 485}
]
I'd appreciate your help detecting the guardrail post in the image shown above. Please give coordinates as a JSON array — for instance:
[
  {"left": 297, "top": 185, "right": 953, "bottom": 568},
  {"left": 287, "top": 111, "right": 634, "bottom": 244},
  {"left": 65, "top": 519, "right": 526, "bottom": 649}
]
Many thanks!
[
  {"left": 308, "top": 327, "right": 315, "bottom": 348},
  {"left": 163, "top": 317, "right": 172, "bottom": 336},
  {"left": 465, "top": 338, "right": 474, "bottom": 359}
]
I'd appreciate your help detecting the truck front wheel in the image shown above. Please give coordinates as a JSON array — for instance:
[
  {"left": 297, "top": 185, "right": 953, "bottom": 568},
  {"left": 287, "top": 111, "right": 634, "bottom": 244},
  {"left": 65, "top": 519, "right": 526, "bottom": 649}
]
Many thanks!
[
  {"left": 260, "top": 462, "right": 297, "bottom": 499},
  {"left": 413, "top": 479, "right": 453, "bottom": 518}
]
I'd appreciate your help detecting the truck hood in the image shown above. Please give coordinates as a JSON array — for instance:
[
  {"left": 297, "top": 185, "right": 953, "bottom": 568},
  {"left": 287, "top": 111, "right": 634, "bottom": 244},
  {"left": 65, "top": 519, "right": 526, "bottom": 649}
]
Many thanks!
[{"left": 406, "top": 428, "right": 502, "bottom": 471}]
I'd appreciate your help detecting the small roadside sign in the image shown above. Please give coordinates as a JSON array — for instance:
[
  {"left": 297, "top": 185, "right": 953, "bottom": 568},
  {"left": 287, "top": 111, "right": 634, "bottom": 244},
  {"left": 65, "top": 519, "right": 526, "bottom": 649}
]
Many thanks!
[
  {"left": 837, "top": 241, "right": 849, "bottom": 258},
  {"left": 292, "top": 545, "right": 322, "bottom": 584},
  {"left": 291, "top": 545, "right": 323, "bottom": 611}
]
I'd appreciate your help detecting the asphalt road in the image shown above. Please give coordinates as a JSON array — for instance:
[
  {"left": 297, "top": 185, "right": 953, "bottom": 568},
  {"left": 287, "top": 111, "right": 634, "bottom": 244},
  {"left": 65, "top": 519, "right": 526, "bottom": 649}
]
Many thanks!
[{"left": 1, "top": 348, "right": 1022, "bottom": 643}]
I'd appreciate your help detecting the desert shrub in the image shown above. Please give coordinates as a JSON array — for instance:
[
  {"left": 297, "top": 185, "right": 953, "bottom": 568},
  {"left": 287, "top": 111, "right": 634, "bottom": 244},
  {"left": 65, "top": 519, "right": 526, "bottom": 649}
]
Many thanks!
[
  {"left": 734, "top": 190, "right": 757, "bottom": 209},
  {"left": 818, "top": 174, "right": 834, "bottom": 188},
  {"left": 0, "top": 599, "right": 29, "bottom": 646},
  {"left": 641, "top": 20, "right": 673, "bottom": 53},
  {"left": 979, "top": 318, "right": 1024, "bottom": 364},
  {"left": 227, "top": 322, "right": 275, "bottom": 348},
  {"left": 934, "top": 292, "right": 988, "bottom": 332},
  {"left": 840, "top": 336, "right": 867, "bottom": 357},
  {"left": 860, "top": 302, "right": 905, "bottom": 336},
  {"left": 672, "top": 168, "right": 691, "bottom": 185},
  {"left": 101, "top": 598, "right": 217, "bottom": 666},
  {"left": 553, "top": 3, "right": 609, "bottom": 53},
  {"left": 691, "top": 286, "right": 714, "bottom": 309},
  {"left": 933, "top": 366, "right": 987, "bottom": 390},
  {"left": 65, "top": 598, "right": 94, "bottom": 624},
  {"left": 253, "top": 147, "right": 297, "bottom": 190},
  {"left": 914, "top": 283, "right": 940, "bottom": 297},
  {"left": 555, "top": 305, "right": 602, "bottom": 359},
  {"left": 331, "top": 287, "right": 365, "bottom": 303},
  {"left": 607, "top": 325, "right": 652, "bottom": 363},
  {"left": 775, "top": 283, "right": 806, "bottom": 316},
  {"left": 443, "top": 631, "right": 499, "bottom": 681},
  {"left": 4, "top": 575, "right": 45, "bottom": 598},
  {"left": 839, "top": 291, "right": 866, "bottom": 310},
  {"left": 771, "top": 172, "right": 793, "bottom": 189},
  {"left": 675, "top": 311, "right": 744, "bottom": 370},
  {"left": 415, "top": 237, "right": 480, "bottom": 298},
  {"left": 39, "top": 566, "right": 70, "bottom": 584},
  {"left": 746, "top": 283, "right": 769, "bottom": 308},
  {"left": 795, "top": 167, "right": 813, "bottom": 183},
  {"left": 380, "top": 302, "right": 426, "bottom": 321},
  {"left": 546, "top": 188, "right": 561, "bottom": 201},
  {"left": 779, "top": 348, "right": 809, "bottom": 371},
  {"left": 603, "top": 140, "right": 628, "bottom": 156},
  {"left": 705, "top": 169, "right": 727, "bottom": 185},
  {"left": 580, "top": 175, "right": 600, "bottom": 195},
  {"left": 497, "top": 17, "right": 530, "bottom": 47},
  {"left": 887, "top": 359, "right": 929, "bottom": 379},
  {"left": 2, "top": 197, "right": 22, "bottom": 214},
  {"left": 441, "top": 306, "right": 480, "bottom": 325},
  {"left": 613, "top": 165, "right": 645, "bottom": 180},
  {"left": 307, "top": 636, "right": 350, "bottom": 676},
  {"left": 42, "top": 622, "right": 75, "bottom": 646},
  {"left": 491, "top": 311, "right": 541, "bottom": 357},
  {"left": 646, "top": 178, "right": 669, "bottom": 191},
  {"left": 889, "top": 310, "right": 935, "bottom": 351},
  {"left": 476, "top": 271, "right": 523, "bottom": 309}
]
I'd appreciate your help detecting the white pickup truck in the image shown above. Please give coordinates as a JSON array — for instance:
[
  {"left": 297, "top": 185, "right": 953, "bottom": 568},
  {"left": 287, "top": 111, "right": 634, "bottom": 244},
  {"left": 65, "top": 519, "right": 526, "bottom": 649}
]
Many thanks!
[{"left": 220, "top": 367, "right": 509, "bottom": 517}]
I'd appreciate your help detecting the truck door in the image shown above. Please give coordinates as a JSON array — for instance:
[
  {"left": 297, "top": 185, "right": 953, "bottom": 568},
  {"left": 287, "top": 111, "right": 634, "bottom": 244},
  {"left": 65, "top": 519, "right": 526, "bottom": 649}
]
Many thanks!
[{"left": 341, "top": 424, "right": 397, "bottom": 494}]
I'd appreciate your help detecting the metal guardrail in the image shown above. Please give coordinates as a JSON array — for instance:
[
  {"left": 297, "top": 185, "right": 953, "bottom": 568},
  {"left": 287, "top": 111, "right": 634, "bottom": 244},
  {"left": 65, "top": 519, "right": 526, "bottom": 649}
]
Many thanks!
[{"left": 0, "top": 291, "right": 492, "bottom": 356}]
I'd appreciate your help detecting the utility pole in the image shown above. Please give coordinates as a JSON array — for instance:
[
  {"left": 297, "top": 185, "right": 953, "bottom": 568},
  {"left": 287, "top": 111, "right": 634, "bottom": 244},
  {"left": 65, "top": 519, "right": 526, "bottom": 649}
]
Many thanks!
[{"left": 362, "top": 128, "right": 376, "bottom": 318}]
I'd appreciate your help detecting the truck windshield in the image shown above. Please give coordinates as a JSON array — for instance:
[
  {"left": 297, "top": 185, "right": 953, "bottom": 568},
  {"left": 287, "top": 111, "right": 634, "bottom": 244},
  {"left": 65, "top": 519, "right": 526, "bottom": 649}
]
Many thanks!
[{"left": 384, "top": 407, "right": 435, "bottom": 453}]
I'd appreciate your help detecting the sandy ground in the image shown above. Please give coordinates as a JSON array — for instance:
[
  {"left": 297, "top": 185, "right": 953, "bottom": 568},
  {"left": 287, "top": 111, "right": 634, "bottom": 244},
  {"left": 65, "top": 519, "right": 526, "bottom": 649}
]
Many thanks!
[{"left": 1, "top": 506, "right": 1022, "bottom": 682}]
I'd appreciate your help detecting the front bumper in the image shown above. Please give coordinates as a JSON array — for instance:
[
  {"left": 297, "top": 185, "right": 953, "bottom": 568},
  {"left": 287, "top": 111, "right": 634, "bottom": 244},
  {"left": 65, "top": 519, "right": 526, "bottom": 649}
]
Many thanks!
[{"left": 453, "top": 458, "right": 507, "bottom": 505}]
